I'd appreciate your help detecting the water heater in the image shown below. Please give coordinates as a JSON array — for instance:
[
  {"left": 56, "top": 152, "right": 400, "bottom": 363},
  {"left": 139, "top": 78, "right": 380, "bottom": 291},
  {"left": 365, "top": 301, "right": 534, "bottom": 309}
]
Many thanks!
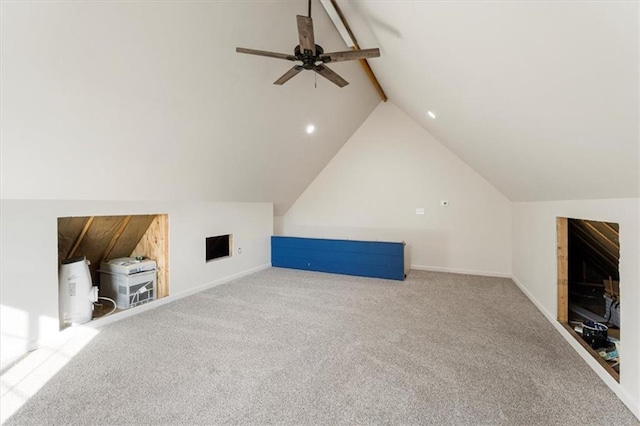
[{"left": 59, "top": 256, "right": 97, "bottom": 327}]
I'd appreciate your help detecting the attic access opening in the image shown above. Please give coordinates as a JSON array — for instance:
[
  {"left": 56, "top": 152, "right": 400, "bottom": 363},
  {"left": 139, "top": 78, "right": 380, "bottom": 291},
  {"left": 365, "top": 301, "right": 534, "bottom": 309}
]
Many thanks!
[
  {"left": 557, "top": 217, "right": 620, "bottom": 381},
  {"left": 57, "top": 214, "right": 169, "bottom": 327}
]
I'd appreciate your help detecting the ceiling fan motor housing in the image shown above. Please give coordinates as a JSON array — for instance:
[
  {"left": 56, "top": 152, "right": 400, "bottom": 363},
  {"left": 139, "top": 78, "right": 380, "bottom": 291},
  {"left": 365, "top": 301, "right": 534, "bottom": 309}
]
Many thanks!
[
  {"left": 236, "top": 9, "right": 380, "bottom": 88},
  {"left": 295, "top": 44, "right": 324, "bottom": 69}
]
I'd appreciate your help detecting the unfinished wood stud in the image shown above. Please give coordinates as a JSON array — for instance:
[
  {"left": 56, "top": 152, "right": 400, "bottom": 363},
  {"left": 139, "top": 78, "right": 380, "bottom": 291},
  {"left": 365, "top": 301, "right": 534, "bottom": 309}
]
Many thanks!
[
  {"left": 67, "top": 216, "right": 95, "bottom": 259},
  {"left": 101, "top": 215, "right": 132, "bottom": 261},
  {"left": 557, "top": 217, "right": 569, "bottom": 323}
]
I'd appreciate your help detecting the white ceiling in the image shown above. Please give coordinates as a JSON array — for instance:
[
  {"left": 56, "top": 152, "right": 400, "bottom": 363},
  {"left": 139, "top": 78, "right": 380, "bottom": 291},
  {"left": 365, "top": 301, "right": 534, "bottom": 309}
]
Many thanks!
[
  {"left": 338, "top": 0, "right": 639, "bottom": 201},
  {"left": 2, "top": 1, "right": 637, "bottom": 215}
]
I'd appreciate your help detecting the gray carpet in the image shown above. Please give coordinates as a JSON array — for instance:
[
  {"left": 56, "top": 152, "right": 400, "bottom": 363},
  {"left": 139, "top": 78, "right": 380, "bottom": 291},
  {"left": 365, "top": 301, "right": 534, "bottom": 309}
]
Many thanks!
[{"left": 4, "top": 268, "right": 638, "bottom": 425}]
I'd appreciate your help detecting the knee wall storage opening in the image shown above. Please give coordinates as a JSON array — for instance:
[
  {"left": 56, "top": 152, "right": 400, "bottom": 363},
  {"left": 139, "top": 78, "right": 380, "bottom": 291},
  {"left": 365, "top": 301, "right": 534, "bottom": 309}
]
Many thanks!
[{"left": 57, "top": 214, "right": 169, "bottom": 328}]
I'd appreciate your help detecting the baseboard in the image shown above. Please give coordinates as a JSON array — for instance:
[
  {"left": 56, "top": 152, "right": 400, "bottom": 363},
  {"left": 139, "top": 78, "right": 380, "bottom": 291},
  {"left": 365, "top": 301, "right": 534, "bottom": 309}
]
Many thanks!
[
  {"left": 86, "top": 263, "right": 272, "bottom": 329},
  {"left": 410, "top": 264, "right": 511, "bottom": 278},
  {"left": 2, "top": 264, "right": 272, "bottom": 364},
  {"left": 172, "top": 263, "right": 272, "bottom": 301},
  {"left": 1, "top": 343, "right": 39, "bottom": 370},
  {"left": 510, "top": 275, "right": 640, "bottom": 420}
]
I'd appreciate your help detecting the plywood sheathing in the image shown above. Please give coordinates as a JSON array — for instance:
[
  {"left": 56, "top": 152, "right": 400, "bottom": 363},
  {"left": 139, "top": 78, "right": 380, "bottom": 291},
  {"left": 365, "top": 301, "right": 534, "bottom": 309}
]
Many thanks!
[{"left": 131, "top": 214, "right": 169, "bottom": 298}]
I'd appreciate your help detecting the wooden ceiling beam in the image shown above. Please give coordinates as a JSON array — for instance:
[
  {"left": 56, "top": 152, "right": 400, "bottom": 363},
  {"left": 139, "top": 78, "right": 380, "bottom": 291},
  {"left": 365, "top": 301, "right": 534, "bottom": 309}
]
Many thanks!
[{"left": 328, "top": 0, "right": 387, "bottom": 102}]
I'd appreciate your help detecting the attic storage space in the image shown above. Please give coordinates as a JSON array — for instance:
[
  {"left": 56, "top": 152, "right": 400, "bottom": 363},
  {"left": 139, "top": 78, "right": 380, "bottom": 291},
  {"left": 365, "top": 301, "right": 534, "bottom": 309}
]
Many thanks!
[
  {"left": 557, "top": 217, "right": 620, "bottom": 381},
  {"left": 57, "top": 214, "right": 169, "bottom": 327}
]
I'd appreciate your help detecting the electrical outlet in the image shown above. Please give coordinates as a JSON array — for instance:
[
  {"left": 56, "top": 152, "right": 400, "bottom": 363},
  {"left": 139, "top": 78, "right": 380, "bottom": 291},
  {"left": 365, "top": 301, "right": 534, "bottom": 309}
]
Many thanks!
[
  {"left": 416, "top": 208, "right": 425, "bottom": 215},
  {"left": 238, "top": 247, "right": 242, "bottom": 254},
  {"left": 440, "top": 200, "right": 449, "bottom": 207}
]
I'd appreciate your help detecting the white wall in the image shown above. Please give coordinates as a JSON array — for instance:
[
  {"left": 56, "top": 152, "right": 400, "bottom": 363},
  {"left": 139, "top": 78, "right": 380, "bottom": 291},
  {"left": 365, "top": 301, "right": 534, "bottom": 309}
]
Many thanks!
[
  {"left": 0, "top": 200, "right": 273, "bottom": 362},
  {"left": 279, "top": 102, "right": 512, "bottom": 277},
  {"left": 1, "top": 1, "right": 380, "bottom": 215},
  {"left": 512, "top": 199, "right": 640, "bottom": 417}
]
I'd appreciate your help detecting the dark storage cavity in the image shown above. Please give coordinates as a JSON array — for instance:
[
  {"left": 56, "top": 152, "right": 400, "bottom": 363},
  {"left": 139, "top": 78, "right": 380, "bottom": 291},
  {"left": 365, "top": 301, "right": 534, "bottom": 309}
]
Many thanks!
[
  {"left": 206, "top": 234, "right": 231, "bottom": 262},
  {"left": 557, "top": 217, "right": 621, "bottom": 382}
]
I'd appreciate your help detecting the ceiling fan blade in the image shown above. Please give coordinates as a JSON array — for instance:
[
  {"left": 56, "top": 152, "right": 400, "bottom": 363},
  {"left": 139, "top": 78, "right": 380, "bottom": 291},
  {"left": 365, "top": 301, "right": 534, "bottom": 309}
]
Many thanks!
[
  {"left": 236, "top": 47, "right": 297, "bottom": 61},
  {"left": 314, "top": 64, "right": 349, "bottom": 87},
  {"left": 274, "top": 66, "right": 304, "bottom": 85},
  {"left": 320, "top": 48, "right": 380, "bottom": 63},
  {"left": 296, "top": 15, "right": 315, "bottom": 55}
]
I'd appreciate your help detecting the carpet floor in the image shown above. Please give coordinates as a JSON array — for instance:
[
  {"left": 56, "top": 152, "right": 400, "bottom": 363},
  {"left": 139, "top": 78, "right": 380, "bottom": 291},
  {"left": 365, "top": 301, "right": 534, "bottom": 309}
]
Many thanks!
[{"left": 3, "top": 268, "right": 638, "bottom": 425}]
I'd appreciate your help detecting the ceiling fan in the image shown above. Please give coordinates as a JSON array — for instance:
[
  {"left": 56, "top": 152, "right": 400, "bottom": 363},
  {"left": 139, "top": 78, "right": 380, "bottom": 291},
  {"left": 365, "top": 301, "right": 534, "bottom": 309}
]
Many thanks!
[{"left": 236, "top": 0, "right": 380, "bottom": 87}]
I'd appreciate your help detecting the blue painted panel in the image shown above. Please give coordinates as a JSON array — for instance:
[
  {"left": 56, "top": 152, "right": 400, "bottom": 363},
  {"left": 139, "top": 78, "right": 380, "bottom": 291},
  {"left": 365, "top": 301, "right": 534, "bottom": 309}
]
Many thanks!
[{"left": 271, "top": 236, "right": 404, "bottom": 281}]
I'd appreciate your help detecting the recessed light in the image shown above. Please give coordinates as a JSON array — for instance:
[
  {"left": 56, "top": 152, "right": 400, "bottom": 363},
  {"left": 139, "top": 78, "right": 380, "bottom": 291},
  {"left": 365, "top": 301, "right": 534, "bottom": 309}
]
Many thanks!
[
  {"left": 427, "top": 111, "right": 436, "bottom": 119},
  {"left": 306, "top": 124, "right": 315, "bottom": 134}
]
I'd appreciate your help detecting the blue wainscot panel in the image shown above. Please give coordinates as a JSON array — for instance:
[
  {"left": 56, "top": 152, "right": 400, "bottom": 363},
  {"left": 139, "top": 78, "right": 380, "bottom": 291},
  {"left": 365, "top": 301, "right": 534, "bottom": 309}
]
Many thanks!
[{"left": 271, "top": 236, "right": 405, "bottom": 281}]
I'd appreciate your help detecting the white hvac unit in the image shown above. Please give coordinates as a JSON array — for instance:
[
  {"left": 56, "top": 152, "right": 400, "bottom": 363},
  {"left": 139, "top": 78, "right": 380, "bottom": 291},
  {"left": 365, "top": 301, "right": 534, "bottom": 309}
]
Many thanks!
[
  {"left": 99, "top": 257, "right": 157, "bottom": 310},
  {"left": 59, "top": 256, "right": 98, "bottom": 327}
]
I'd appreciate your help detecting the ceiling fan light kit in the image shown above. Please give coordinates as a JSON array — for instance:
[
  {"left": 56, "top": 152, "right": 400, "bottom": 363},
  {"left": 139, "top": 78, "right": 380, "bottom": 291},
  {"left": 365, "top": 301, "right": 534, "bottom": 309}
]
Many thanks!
[{"left": 236, "top": 0, "right": 380, "bottom": 88}]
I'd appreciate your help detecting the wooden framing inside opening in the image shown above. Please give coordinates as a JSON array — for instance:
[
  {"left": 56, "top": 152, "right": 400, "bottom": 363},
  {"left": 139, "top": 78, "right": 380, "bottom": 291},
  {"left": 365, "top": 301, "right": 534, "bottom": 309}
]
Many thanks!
[{"left": 557, "top": 217, "right": 569, "bottom": 323}]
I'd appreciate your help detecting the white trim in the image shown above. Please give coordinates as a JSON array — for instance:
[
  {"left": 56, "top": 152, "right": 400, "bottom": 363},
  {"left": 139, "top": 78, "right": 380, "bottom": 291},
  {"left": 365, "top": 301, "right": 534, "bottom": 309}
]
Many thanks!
[
  {"left": 85, "top": 263, "right": 271, "bottom": 329},
  {"left": 511, "top": 274, "right": 640, "bottom": 420},
  {"left": 410, "top": 264, "right": 511, "bottom": 278},
  {"left": 1, "top": 344, "right": 38, "bottom": 368}
]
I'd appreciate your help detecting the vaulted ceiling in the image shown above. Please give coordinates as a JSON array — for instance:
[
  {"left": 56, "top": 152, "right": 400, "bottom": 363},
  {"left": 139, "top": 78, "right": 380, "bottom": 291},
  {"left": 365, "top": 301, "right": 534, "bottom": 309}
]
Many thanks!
[
  {"left": 1, "top": 1, "right": 638, "bottom": 215},
  {"left": 1, "top": 1, "right": 379, "bottom": 215},
  {"left": 340, "top": 0, "right": 639, "bottom": 201}
]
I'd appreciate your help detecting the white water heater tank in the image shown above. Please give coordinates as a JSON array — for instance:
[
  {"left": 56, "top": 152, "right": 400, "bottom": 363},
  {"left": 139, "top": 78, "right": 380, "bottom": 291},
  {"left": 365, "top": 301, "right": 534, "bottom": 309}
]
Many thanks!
[{"left": 59, "top": 256, "right": 96, "bottom": 327}]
